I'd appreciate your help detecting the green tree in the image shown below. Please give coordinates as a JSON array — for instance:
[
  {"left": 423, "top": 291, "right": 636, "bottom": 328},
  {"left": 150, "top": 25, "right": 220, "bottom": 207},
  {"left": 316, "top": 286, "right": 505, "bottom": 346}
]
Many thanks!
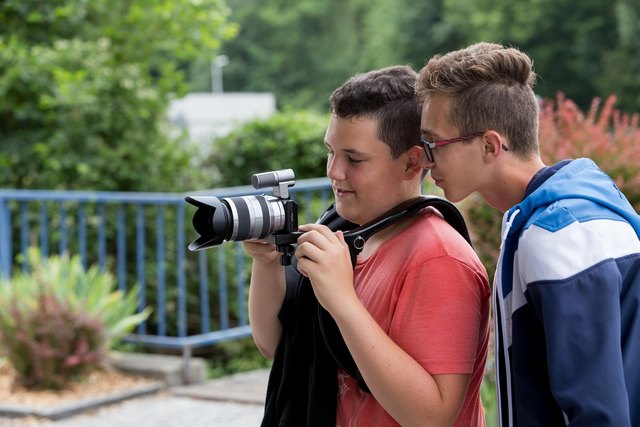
[
  {"left": 442, "top": 0, "right": 619, "bottom": 110},
  {"left": 218, "top": 0, "right": 365, "bottom": 109},
  {"left": 0, "top": 0, "right": 237, "bottom": 191},
  {"left": 216, "top": 0, "right": 466, "bottom": 110},
  {"left": 213, "top": 0, "right": 640, "bottom": 113},
  {"left": 358, "top": 0, "right": 464, "bottom": 71},
  {"left": 598, "top": 0, "right": 640, "bottom": 112}
]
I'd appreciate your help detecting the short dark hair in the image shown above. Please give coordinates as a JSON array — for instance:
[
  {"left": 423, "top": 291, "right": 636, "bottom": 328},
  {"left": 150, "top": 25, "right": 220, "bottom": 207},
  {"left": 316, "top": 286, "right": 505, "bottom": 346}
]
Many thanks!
[
  {"left": 330, "top": 65, "right": 421, "bottom": 159},
  {"left": 416, "top": 43, "right": 540, "bottom": 157}
]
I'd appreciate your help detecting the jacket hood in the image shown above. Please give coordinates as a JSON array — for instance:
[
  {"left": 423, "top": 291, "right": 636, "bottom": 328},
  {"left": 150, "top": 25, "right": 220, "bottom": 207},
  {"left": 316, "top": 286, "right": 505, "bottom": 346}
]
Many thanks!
[{"left": 505, "top": 158, "right": 640, "bottom": 239}]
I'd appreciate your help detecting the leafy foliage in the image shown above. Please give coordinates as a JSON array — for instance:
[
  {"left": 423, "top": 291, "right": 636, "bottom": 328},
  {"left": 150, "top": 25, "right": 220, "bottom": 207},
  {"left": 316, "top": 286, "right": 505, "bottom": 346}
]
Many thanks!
[
  {"left": 0, "top": 249, "right": 151, "bottom": 389},
  {"left": 442, "top": 0, "right": 619, "bottom": 110},
  {"left": 205, "top": 109, "right": 329, "bottom": 187},
  {"left": 463, "top": 194, "right": 503, "bottom": 280},
  {"left": 539, "top": 93, "right": 640, "bottom": 210},
  {"left": 597, "top": 0, "right": 640, "bottom": 113},
  {"left": 217, "top": 0, "right": 461, "bottom": 109},
  {"left": 206, "top": 338, "right": 271, "bottom": 379},
  {"left": 0, "top": 0, "right": 237, "bottom": 191},
  {"left": 1, "top": 293, "right": 106, "bottom": 390},
  {"left": 214, "top": 0, "right": 640, "bottom": 113}
]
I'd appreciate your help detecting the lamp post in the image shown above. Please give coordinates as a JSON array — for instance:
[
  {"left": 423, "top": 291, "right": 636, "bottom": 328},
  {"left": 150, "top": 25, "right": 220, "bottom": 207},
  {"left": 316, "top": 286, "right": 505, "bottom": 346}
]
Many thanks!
[{"left": 211, "top": 55, "right": 229, "bottom": 93}]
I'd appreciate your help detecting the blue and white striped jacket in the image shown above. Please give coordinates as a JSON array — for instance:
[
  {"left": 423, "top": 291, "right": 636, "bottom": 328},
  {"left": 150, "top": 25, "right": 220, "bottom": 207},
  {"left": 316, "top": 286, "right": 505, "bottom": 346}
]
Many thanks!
[{"left": 494, "top": 158, "right": 640, "bottom": 426}]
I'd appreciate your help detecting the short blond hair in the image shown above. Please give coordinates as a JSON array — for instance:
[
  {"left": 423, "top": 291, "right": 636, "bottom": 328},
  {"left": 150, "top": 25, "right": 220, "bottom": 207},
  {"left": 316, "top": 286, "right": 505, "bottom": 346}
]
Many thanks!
[{"left": 416, "top": 42, "right": 540, "bottom": 157}]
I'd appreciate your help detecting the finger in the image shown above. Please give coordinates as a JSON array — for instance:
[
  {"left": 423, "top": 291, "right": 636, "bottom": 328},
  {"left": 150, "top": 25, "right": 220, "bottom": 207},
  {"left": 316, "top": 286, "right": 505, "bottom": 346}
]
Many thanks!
[
  {"left": 298, "top": 223, "right": 337, "bottom": 239},
  {"left": 335, "top": 230, "right": 347, "bottom": 246},
  {"left": 242, "top": 240, "right": 274, "bottom": 254},
  {"left": 296, "top": 262, "right": 309, "bottom": 277},
  {"left": 297, "top": 225, "right": 340, "bottom": 248},
  {"left": 295, "top": 240, "right": 325, "bottom": 263}
]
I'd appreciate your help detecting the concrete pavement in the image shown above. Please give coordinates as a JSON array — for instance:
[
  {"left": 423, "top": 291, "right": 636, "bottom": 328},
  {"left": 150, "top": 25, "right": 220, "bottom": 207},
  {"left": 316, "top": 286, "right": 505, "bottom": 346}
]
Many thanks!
[{"left": 0, "top": 368, "right": 271, "bottom": 427}]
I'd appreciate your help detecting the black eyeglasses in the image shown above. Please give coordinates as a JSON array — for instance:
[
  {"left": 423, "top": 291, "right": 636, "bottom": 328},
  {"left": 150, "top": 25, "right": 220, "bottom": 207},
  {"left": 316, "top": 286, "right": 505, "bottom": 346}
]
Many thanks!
[{"left": 421, "top": 132, "right": 509, "bottom": 162}]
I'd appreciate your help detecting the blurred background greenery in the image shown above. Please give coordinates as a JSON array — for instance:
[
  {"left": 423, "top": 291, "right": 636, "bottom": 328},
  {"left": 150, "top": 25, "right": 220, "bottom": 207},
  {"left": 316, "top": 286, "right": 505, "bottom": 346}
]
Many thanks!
[{"left": 2, "top": 0, "right": 640, "bottom": 192}]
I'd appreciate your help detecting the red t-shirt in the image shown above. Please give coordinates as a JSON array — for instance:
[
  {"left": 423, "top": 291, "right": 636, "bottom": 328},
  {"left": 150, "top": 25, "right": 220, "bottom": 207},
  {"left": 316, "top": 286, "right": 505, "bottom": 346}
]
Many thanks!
[{"left": 336, "top": 210, "right": 490, "bottom": 427}]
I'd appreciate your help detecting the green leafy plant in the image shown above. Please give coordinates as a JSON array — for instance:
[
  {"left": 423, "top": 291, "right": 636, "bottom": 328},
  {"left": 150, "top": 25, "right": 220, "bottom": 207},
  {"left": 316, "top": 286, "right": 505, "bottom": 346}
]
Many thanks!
[
  {"left": 0, "top": 0, "right": 237, "bottom": 192},
  {"left": 0, "top": 248, "right": 151, "bottom": 389},
  {"left": 205, "top": 338, "right": 272, "bottom": 379},
  {"left": 205, "top": 109, "right": 329, "bottom": 187}
]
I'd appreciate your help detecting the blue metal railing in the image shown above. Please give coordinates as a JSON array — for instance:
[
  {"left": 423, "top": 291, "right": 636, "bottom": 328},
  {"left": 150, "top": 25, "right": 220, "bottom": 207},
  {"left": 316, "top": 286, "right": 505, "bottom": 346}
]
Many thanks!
[{"left": 0, "top": 178, "right": 332, "bottom": 360}]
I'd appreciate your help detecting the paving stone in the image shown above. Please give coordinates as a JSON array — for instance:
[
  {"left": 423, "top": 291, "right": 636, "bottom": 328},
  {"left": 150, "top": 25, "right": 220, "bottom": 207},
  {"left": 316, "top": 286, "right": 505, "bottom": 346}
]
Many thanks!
[{"left": 171, "top": 369, "right": 269, "bottom": 404}]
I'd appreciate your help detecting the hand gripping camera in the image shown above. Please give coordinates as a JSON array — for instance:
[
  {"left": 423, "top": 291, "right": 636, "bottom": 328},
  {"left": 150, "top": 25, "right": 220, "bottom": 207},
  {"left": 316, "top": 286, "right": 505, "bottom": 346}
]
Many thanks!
[{"left": 184, "top": 169, "right": 302, "bottom": 266}]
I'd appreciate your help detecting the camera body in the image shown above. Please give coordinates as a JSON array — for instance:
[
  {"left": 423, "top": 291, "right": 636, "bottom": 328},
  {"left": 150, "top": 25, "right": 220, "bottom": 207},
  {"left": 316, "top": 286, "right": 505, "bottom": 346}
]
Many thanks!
[{"left": 185, "top": 169, "right": 302, "bottom": 265}]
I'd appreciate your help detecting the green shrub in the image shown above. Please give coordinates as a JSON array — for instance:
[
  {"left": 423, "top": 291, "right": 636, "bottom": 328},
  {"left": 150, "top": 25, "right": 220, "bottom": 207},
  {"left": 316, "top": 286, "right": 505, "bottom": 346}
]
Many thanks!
[
  {"left": 205, "top": 109, "right": 329, "bottom": 187},
  {"left": 463, "top": 193, "right": 502, "bottom": 280},
  {"left": 0, "top": 248, "right": 151, "bottom": 389},
  {"left": 0, "top": 0, "right": 236, "bottom": 192},
  {"left": 205, "top": 338, "right": 272, "bottom": 379}
]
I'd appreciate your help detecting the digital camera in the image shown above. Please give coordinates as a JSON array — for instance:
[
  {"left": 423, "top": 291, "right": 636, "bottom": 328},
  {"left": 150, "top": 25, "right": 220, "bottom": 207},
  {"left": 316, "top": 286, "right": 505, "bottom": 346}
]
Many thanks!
[{"left": 185, "top": 169, "right": 301, "bottom": 265}]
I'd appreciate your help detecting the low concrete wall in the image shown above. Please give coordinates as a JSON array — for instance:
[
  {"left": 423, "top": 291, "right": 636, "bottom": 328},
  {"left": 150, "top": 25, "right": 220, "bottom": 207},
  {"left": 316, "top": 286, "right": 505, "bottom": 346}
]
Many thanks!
[{"left": 109, "top": 352, "right": 207, "bottom": 387}]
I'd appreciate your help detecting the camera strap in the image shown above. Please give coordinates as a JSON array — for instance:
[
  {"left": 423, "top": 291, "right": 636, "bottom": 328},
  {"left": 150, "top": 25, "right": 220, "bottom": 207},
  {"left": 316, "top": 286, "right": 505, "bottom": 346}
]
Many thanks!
[
  {"left": 317, "top": 195, "right": 472, "bottom": 393},
  {"left": 342, "top": 195, "right": 472, "bottom": 263}
]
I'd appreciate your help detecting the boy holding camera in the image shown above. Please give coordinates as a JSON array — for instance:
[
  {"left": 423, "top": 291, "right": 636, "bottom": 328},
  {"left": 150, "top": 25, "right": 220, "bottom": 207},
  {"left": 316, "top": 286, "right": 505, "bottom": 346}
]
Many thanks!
[{"left": 244, "top": 65, "right": 490, "bottom": 427}]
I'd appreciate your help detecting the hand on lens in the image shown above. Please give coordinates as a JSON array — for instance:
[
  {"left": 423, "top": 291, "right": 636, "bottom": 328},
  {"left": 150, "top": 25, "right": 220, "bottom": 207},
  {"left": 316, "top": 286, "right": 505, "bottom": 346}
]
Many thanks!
[{"left": 242, "top": 240, "right": 281, "bottom": 265}]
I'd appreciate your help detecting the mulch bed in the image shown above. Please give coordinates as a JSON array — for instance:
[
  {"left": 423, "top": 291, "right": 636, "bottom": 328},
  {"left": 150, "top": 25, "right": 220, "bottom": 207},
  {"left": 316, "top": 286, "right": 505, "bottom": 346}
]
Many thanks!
[{"left": 0, "top": 359, "right": 162, "bottom": 422}]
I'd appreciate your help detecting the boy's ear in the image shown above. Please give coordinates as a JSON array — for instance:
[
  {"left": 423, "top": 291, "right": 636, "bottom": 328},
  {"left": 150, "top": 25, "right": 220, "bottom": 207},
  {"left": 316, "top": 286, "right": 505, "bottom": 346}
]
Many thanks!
[
  {"left": 404, "top": 145, "right": 424, "bottom": 178},
  {"left": 482, "top": 130, "right": 506, "bottom": 162}
]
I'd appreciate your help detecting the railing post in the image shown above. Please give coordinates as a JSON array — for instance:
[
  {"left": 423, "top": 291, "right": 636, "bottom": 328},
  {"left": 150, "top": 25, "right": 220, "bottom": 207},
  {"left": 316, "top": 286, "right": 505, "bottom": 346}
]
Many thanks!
[
  {"left": 176, "top": 202, "right": 187, "bottom": 338},
  {"left": 0, "top": 197, "right": 11, "bottom": 280}
]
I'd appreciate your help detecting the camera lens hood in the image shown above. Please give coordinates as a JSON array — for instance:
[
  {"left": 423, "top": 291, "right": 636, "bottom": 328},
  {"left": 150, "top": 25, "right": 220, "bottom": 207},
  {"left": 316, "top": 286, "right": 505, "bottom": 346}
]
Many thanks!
[{"left": 185, "top": 195, "right": 230, "bottom": 251}]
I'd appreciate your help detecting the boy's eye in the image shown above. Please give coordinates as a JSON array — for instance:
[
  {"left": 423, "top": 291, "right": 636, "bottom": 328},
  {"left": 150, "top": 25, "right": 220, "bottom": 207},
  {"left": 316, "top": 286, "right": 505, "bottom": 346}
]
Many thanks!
[{"left": 421, "top": 135, "right": 436, "bottom": 145}]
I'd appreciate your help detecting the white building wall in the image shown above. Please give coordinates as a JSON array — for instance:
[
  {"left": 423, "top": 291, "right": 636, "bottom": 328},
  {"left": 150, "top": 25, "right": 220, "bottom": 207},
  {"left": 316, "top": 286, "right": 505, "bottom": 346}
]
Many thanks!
[{"left": 167, "top": 92, "right": 276, "bottom": 150}]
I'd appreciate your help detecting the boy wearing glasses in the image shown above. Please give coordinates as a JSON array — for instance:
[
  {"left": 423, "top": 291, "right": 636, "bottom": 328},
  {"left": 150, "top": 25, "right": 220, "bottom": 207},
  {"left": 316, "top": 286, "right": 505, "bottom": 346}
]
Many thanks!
[
  {"left": 417, "top": 42, "right": 640, "bottom": 426},
  {"left": 244, "top": 65, "right": 490, "bottom": 426}
]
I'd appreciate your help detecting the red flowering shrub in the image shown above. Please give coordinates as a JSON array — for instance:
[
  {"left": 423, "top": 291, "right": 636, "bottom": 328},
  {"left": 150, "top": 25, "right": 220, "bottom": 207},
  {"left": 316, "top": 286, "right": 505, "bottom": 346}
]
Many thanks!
[
  {"left": 539, "top": 93, "right": 640, "bottom": 211},
  {"left": 2, "top": 293, "right": 106, "bottom": 390}
]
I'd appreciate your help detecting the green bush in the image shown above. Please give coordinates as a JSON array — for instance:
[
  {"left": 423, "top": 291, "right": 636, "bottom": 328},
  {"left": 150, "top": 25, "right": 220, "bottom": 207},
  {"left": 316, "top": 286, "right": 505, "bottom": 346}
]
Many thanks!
[
  {"left": 205, "top": 109, "right": 330, "bottom": 187},
  {"left": 205, "top": 338, "right": 272, "bottom": 379},
  {"left": 0, "top": 248, "right": 151, "bottom": 389},
  {"left": 0, "top": 0, "right": 236, "bottom": 192}
]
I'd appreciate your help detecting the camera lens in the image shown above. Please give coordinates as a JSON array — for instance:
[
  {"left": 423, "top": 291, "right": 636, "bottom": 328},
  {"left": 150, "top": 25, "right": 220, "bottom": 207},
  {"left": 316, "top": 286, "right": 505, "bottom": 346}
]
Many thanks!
[
  {"left": 186, "top": 194, "right": 288, "bottom": 251},
  {"left": 223, "top": 195, "right": 287, "bottom": 241}
]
